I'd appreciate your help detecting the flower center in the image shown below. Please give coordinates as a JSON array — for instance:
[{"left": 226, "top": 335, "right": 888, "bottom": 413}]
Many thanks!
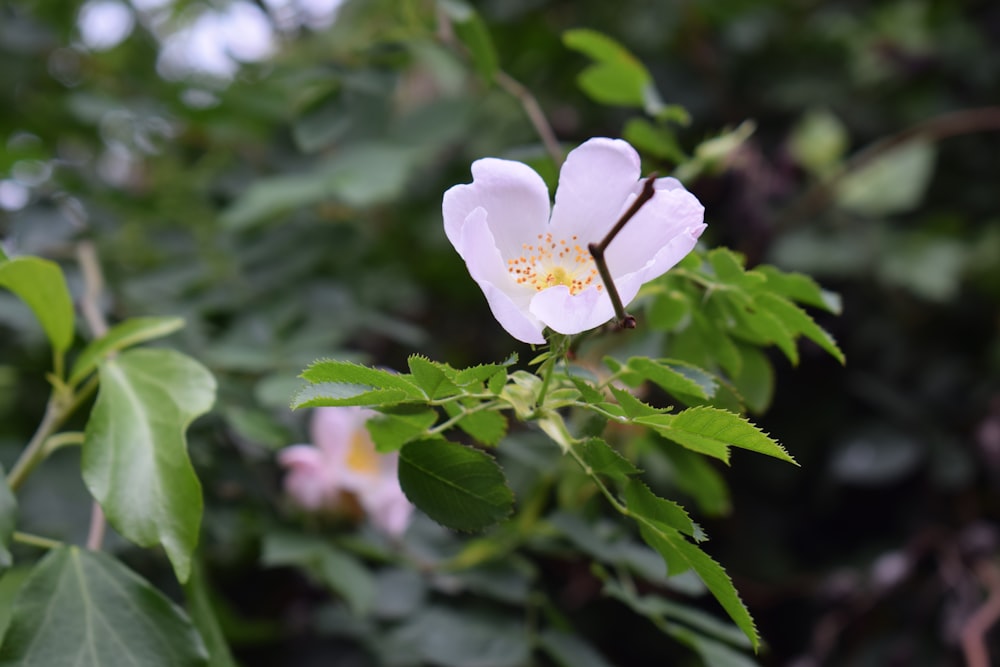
[
  {"left": 345, "top": 430, "right": 380, "bottom": 475},
  {"left": 506, "top": 233, "right": 602, "bottom": 295}
]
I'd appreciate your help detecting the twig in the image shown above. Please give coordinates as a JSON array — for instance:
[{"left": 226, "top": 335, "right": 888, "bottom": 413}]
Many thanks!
[
  {"left": 494, "top": 70, "right": 564, "bottom": 167},
  {"left": 961, "top": 559, "right": 1000, "bottom": 667},
  {"left": 588, "top": 174, "right": 658, "bottom": 329},
  {"left": 75, "top": 240, "right": 109, "bottom": 551}
]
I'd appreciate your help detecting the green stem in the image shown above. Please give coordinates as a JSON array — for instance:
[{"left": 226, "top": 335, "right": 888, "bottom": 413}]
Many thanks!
[
  {"left": 426, "top": 400, "right": 502, "bottom": 436},
  {"left": 42, "top": 431, "right": 85, "bottom": 457},
  {"left": 7, "top": 393, "right": 67, "bottom": 492},
  {"left": 13, "top": 531, "right": 64, "bottom": 550}
]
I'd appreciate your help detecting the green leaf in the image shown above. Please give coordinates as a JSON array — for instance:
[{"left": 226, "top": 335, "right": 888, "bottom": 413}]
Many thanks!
[
  {"left": 739, "top": 301, "right": 799, "bottom": 365},
  {"left": 292, "top": 383, "right": 413, "bottom": 409},
  {"left": 647, "top": 288, "right": 691, "bottom": 331},
  {"left": 640, "top": 407, "right": 796, "bottom": 465},
  {"left": 538, "top": 629, "right": 614, "bottom": 667},
  {"left": 82, "top": 348, "right": 216, "bottom": 583},
  {"left": 182, "top": 559, "right": 238, "bottom": 667},
  {"left": 442, "top": 402, "right": 507, "bottom": 446},
  {"left": 0, "top": 256, "right": 74, "bottom": 352},
  {"left": 408, "top": 355, "right": 459, "bottom": 399},
  {"left": 453, "top": 356, "right": 515, "bottom": 386},
  {"left": 574, "top": 438, "right": 640, "bottom": 482},
  {"left": 608, "top": 386, "right": 664, "bottom": 419},
  {"left": 707, "top": 247, "right": 748, "bottom": 284},
  {"left": 659, "top": 444, "right": 732, "bottom": 517},
  {"left": 563, "top": 29, "right": 652, "bottom": 108},
  {"left": 367, "top": 407, "right": 439, "bottom": 453},
  {"left": 788, "top": 108, "right": 848, "bottom": 176},
  {"left": 0, "top": 466, "right": 15, "bottom": 569},
  {"left": 438, "top": 0, "right": 499, "bottom": 84},
  {"left": 729, "top": 344, "right": 774, "bottom": 415},
  {"left": 623, "top": 118, "right": 687, "bottom": 163},
  {"left": 398, "top": 438, "right": 513, "bottom": 532},
  {"left": 380, "top": 606, "right": 529, "bottom": 667},
  {"left": 68, "top": 316, "right": 185, "bottom": 386},
  {"left": 625, "top": 480, "right": 696, "bottom": 538},
  {"left": 754, "top": 265, "right": 842, "bottom": 314},
  {"left": 0, "top": 547, "right": 209, "bottom": 666},
  {"left": 0, "top": 245, "right": 7, "bottom": 262},
  {"left": 301, "top": 360, "right": 422, "bottom": 396},
  {"left": 627, "top": 357, "right": 712, "bottom": 401},
  {"left": 636, "top": 525, "right": 759, "bottom": 650},
  {"left": 756, "top": 293, "right": 846, "bottom": 364}
]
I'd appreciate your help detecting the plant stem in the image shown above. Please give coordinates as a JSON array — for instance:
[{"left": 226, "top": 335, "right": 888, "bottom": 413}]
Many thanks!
[
  {"left": 495, "top": 71, "right": 564, "bottom": 167},
  {"left": 13, "top": 531, "right": 64, "bottom": 550},
  {"left": 7, "top": 396, "right": 68, "bottom": 492},
  {"left": 588, "top": 174, "right": 659, "bottom": 329}
]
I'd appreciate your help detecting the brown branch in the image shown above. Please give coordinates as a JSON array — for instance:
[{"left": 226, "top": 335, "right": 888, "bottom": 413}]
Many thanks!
[
  {"left": 494, "top": 70, "right": 564, "bottom": 167},
  {"left": 588, "top": 174, "right": 658, "bottom": 329},
  {"left": 961, "top": 559, "right": 1000, "bottom": 667}
]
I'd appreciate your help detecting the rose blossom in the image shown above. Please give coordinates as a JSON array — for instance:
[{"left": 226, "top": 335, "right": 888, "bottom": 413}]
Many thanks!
[
  {"left": 278, "top": 406, "right": 413, "bottom": 537},
  {"left": 443, "top": 137, "right": 706, "bottom": 344}
]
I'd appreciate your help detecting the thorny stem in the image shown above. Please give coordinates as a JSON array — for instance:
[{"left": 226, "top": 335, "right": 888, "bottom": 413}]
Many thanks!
[{"left": 588, "top": 174, "right": 659, "bottom": 329}]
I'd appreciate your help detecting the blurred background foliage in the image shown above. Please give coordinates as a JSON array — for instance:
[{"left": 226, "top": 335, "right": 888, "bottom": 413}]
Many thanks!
[{"left": 1, "top": 0, "right": 999, "bottom": 664}]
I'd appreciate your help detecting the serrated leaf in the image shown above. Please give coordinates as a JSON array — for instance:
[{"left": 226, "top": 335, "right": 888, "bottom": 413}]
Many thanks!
[
  {"left": 647, "top": 289, "right": 691, "bottom": 331},
  {"left": 69, "top": 316, "right": 185, "bottom": 386},
  {"left": 570, "top": 377, "right": 604, "bottom": 404},
  {"left": 755, "top": 265, "right": 842, "bottom": 314},
  {"left": 574, "top": 438, "right": 640, "bottom": 482},
  {"left": 756, "top": 293, "right": 845, "bottom": 364},
  {"left": 82, "top": 348, "right": 216, "bottom": 583},
  {"left": 659, "top": 445, "right": 732, "bottom": 517},
  {"left": 0, "top": 547, "right": 209, "bottom": 666},
  {"left": 627, "top": 357, "right": 710, "bottom": 401},
  {"left": 641, "top": 407, "right": 796, "bottom": 465},
  {"left": 608, "top": 386, "right": 664, "bottom": 419},
  {"left": 740, "top": 302, "right": 799, "bottom": 365},
  {"left": 625, "top": 481, "right": 696, "bottom": 538},
  {"left": 408, "top": 355, "right": 459, "bottom": 399},
  {"left": 0, "top": 467, "right": 15, "bottom": 569},
  {"left": 730, "top": 344, "right": 774, "bottom": 415},
  {"left": 0, "top": 256, "right": 74, "bottom": 352},
  {"left": 301, "top": 360, "right": 423, "bottom": 398},
  {"left": 693, "top": 311, "right": 743, "bottom": 377},
  {"left": 292, "top": 383, "right": 412, "bottom": 409},
  {"left": 398, "top": 439, "right": 513, "bottom": 532},
  {"left": 707, "top": 248, "right": 748, "bottom": 284},
  {"left": 635, "top": 524, "right": 759, "bottom": 650},
  {"left": 563, "top": 29, "right": 652, "bottom": 108},
  {"left": 443, "top": 402, "right": 508, "bottom": 446},
  {"left": 454, "top": 357, "right": 515, "bottom": 387},
  {"left": 367, "top": 407, "right": 439, "bottom": 452},
  {"left": 638, "top": 414, "right": 730, "bottom": 463}
]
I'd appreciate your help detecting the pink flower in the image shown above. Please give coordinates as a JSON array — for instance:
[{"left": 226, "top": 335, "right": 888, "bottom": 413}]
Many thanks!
[
  {"left": 278, "top": 407, "right": 414, "bottom": 538},
  {"left": 443, "top": 137, "right": 706, "bottom": 344}
]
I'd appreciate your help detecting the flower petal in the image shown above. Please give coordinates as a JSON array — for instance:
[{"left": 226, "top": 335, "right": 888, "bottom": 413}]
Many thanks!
[
  {"left": 550, "top": 138, "right": 642, "bottom": 244},
  {"left": 278, "top": 445, "right": 331, "bottom": 510},
  {"left": 605, "top": 184, "right": 706, "bottom": 282},
  {"left": 310, "top": 406, "right": 372, "bottom": 459},
  {"left": 528, "top": 285, "right": 616, "bottom": 335},
  {"left": 442, "top": 157, "right": 551, "bottom": 260},
  {"left": 458, "top": 208, "right": 546, "bottom": 344}
]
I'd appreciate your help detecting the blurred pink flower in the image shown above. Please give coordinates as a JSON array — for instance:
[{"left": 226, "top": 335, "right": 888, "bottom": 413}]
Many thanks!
[
  {"left": 278, "top": 407, "right": 413, "bottom": 537},
  {"left": 443, "top": 137, "right": 706, "bottom": 344}
]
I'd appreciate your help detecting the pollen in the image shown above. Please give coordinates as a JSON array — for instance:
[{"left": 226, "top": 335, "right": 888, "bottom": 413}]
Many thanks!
[{"left": 506, "top": 232, "right": 600, "bottom": 295}]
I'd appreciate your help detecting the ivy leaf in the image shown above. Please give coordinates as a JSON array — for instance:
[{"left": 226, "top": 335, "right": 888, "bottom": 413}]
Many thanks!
[
  {"left": 398, "top": 438, "right": 513, "bottom": 532},
  {"left": 82, "top": 348, "right": 216, "bottom": 583},
  {"left": 0, "top": 466, "right": 15, "bottom": 569},
  {"left": 574, "top": 438, "right": 640, "bottom": 482},
  {"left": 0, "top": 256, "right": 74, "bottom": 353},
  {"left": 69, "top": 316, "right": 185, "bottom": 386},
  {"left": 0, "top": 547, "right": 209, "bottom": 666}
]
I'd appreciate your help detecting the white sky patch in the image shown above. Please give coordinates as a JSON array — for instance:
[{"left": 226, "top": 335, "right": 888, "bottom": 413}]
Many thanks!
[
  {"left": 78, "top": 0, "right": 136, "bottom": 51},
  {"left": 0, "top": 180, "right": 30, "bottom": 211}
]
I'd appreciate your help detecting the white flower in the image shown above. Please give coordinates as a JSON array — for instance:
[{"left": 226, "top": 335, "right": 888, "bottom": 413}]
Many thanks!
[
  {"left": 443, "top": 138, "right": 706, "bottom": 344},
  {"left": 278, "top": 407, "right": 413, "bottom": 537}
]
